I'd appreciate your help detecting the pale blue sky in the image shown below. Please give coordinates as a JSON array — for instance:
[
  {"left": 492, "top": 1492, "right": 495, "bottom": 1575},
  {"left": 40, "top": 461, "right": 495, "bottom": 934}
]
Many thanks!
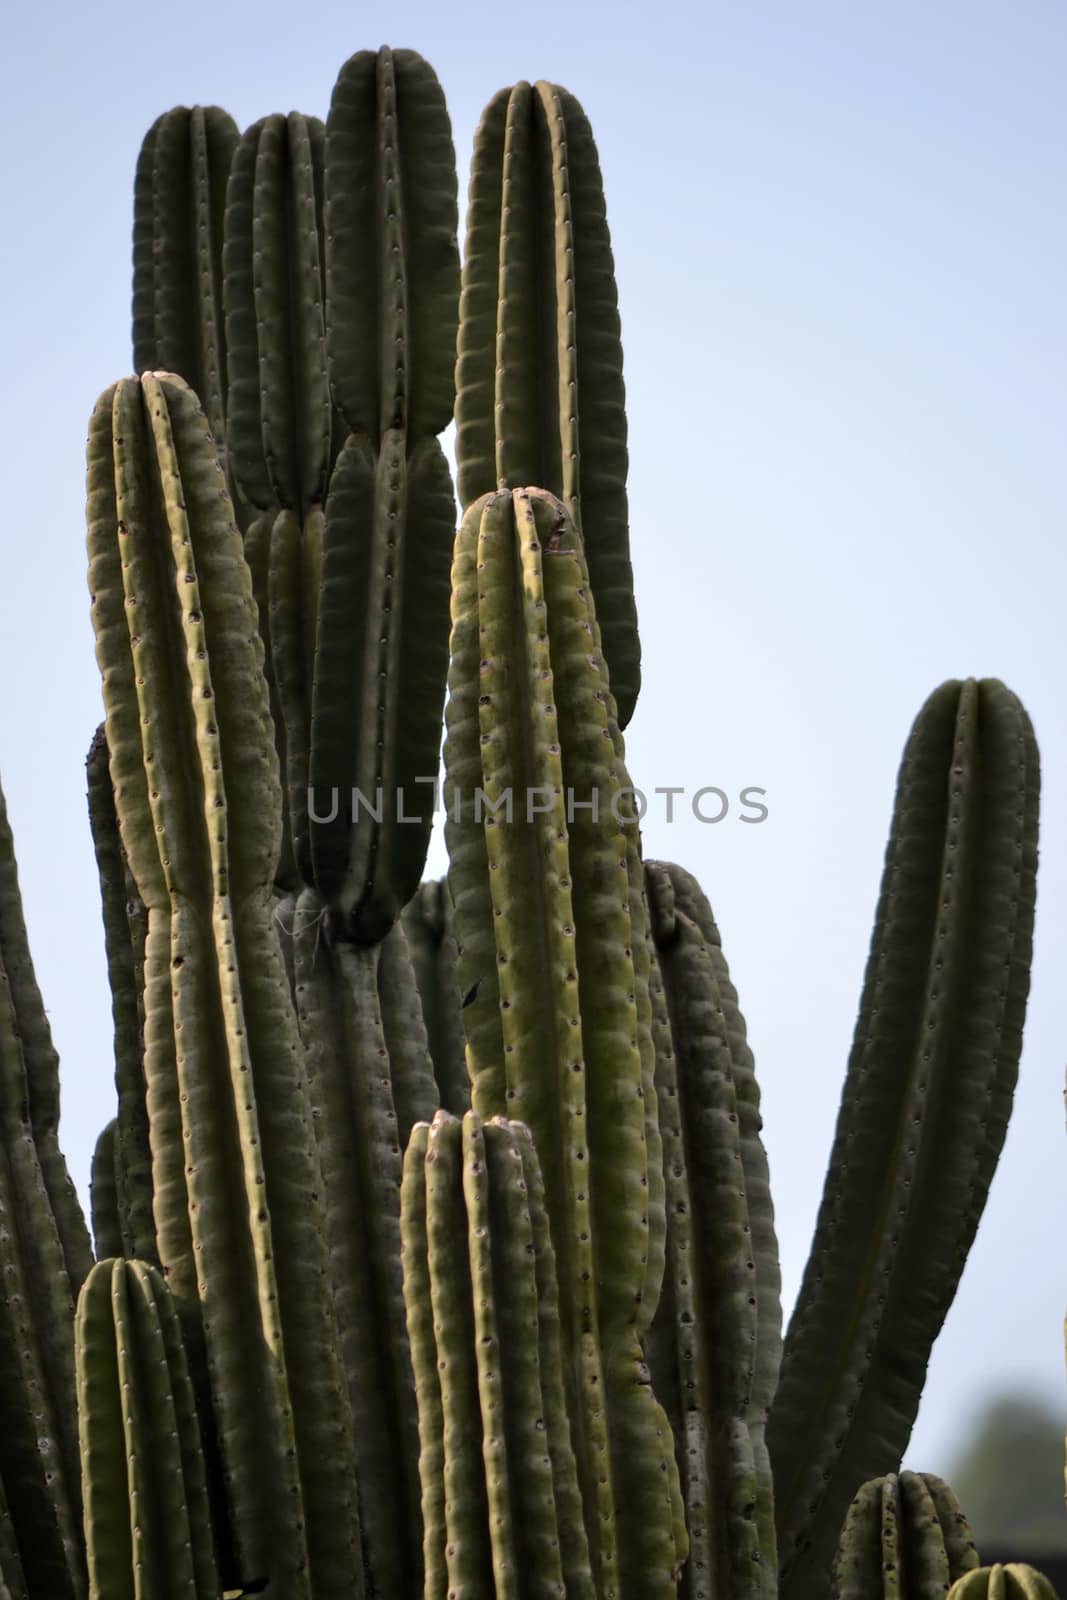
[{"left": 2, "top": 1, "right": 1064, "bottom": 1478}]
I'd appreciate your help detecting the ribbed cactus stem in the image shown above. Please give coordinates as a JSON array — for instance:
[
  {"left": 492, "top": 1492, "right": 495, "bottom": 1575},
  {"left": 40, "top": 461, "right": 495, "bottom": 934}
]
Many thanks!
[
  {"left": 402, "top": 1110, "right": 597, "bottom": 1598},
  {"left": 645, "top": 859, "right": 781, "bottom": 1600},
  {"left": 86, "top": 372, "right": 363, "bottom": 1596},
  {"left": 86, "top": 728, "right": 155, "bottom": 1264},
  {"left": 444, "top": 485, "right": 682, "bottom": 1597},
  {"left": 949, "top": 1567, "right": 1060, "bottom": 1599},
  {"left": 456, "top": 80, "right": 639, "bottom": 726},
  {"left": 325, "top": 47, "right": 460, "bottom": 441},
  {"left": 831, "top": 1472, "right": 979, "bottom": 1599},
  {"left": 89, "top": 1122, "right": 123, "bottom": 1262},
  {"left": 132, "top": 106, "right": 238, "bottom": 464},
  {"left": 401, "top": 877, "right": 470, "bottom": 1114},
  {"left": 76, "top": 1259, "right": 219, "bottom": 1599},
  {"left": 769, "top": 678, "right": 1040, "bottom": 1597}
]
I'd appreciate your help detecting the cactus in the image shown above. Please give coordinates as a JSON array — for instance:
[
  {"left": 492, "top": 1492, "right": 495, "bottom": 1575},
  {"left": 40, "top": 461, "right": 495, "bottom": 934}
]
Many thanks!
[
  {"left": 401, "top": 1109, "right": 596, "bottom": 1597},
  {"left": 443, "top": 484, "right": 682, "bottom": 1599},
  {"left": 401, "top": 878, "right": 470, "bottom": 1115},
  {"left": 456, "top": 80, "right": 640, "bottom": 727},
  {"left": 948, "top": 1567, "right": 1060, "bottom": 1599},
  {"left": 831, "top": 1472, "right": 979, "bottom": 1598},
  {"left": 88, "top": 1123, "right": 123, "bottom": 1263},
  {"left": 768, "top": 678, "right": 1039, "bottom": 1597},
  {"left": 75, "top": 1259, "right": 219, "bottom": 1599},
  {"left": 644, "top": 859, "right": 782, "bottom": 1600},
  {"left": 0, "top": 41, "right": 1050, "bottom": 1600},
  {"left": 86, "top": 371, "right": 363, "bottom": 1596}
]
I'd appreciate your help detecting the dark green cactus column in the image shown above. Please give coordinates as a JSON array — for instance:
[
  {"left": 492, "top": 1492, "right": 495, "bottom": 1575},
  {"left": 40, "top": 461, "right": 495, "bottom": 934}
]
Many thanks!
[
  {"left": 402, "top": 1110, "right": 596, "bottom": 1599},
  {"left": 0, "top": 778, "right": 89, "bottom": 1599},
  {"left": 769, "top": 679, "right": 1040, "bottom": 1597},
  {"left": 132, "top": 106, "right": 239, "bottom": 465},
  {"left": 76, "top": 1258, "right": 219, "bottom": 1600},
  {"left": 456, "top": 80, "right": 640, "bottom": 726},
  {"left": 644, "top": 860, "right": 781, "bottom": 1600},
  {"left": 89, "top": 1122, "right": 123, "bottom": 1261},
  {"left": 86, "top": 371, "right": 363, "bottom": 1598},
  {"left": 949, "top": 1567, "right": 1060, "bottom": 1599},
  {"left": 443, "top": 485, "right": 681, "bottom": 1598},
  {"left": 87, "top": 728, "right": 155, "bottom": 1265},
  {"left": 831, "top": 1472, "right": 979, "bottom": 1599},
  {"left": 401, "top": 877, "right": 470, "bottom": 1115}
]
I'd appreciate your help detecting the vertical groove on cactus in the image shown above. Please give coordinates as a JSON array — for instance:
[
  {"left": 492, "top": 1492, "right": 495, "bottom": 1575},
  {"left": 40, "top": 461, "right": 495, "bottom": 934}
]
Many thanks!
[
  {"left": 325, "top": 47, "right": 460, "bottom": 440},
  {"left": 76, "top": 1258, "right": 219, "bottom": 1599},
  {"left": 132, "top": 107, "right": 238, "bottom": 462},
  {"left": 0, "top": 1472, "right": 26, "bottom": 1600},
  {"left": 86, "top": 728, "right": 155, "bottom": 1265},
  {"left": 86, "top": 372, "right": 363, "bottom": 1597},
  {"left": 401, "top": 878, "right": 471, "bottom": 1115},
  {"left": 831, "top": 1472, "right": 979, "bottom": 1599},
  {"left": 769, "top": 678, "right": 1040, "bottom": 1597},
  {"left": 444, "top": 485, "right": 682, "bottom": 1597},
  {"left": 456, "top": 80, "right": 639, "bottom": 726}
]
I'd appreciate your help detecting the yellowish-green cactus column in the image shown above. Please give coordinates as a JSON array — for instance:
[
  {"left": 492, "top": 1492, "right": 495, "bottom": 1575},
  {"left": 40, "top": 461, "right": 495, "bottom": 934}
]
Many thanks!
[{"left": 444, "top": 486, "right": 682, "bottom": 1599}]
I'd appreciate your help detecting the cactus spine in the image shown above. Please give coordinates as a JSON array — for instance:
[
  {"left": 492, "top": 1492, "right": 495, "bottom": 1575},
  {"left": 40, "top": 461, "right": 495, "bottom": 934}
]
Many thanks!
[{"left": 830, "top": 1472, "right": 979, "bottom": 1599}]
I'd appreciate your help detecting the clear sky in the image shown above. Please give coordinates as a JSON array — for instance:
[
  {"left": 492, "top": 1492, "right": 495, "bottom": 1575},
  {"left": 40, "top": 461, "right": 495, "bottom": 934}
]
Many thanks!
[{"left": 2, "top": 0, "right": 1064, "bottom": 1480}]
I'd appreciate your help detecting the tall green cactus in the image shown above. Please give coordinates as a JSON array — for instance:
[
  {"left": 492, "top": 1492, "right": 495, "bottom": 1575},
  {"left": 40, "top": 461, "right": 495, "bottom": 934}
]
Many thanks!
[
  {"left": 401, "top": 877, "right": 470, "bottom": 1115},
  {"left": 75, "top": 1259, "right": 218, "bottom": 1600},
  {"left": 644, "top": 860, "right": 782, "bottom": 1600},
  {"left": 456, "top": 80, "right": 640, "bottom": 727},
  {"left": 443, "top": 485, "right": 682, "bottom": 1599},
  {"left": 831, "top": 1472, "right": 979, "bottom": 1599},
  {"left": 86, "top": 371, "right": 362, "bottom": 1597},
  {"left": 768, "top": 678, "right": 1040, "bottom": 1597}
]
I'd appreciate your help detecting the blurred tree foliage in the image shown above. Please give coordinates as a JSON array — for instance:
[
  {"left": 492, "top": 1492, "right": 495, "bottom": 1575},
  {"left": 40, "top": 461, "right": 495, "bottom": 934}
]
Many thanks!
[{"left": 944, "top": 1389, "right": 1067, "bottom": 1555}]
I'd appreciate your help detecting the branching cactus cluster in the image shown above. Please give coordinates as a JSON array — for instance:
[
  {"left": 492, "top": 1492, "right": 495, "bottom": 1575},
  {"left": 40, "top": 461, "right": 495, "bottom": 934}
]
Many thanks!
[{"left": 0, "top": 37, "right": 1056, "bottom": 1600}]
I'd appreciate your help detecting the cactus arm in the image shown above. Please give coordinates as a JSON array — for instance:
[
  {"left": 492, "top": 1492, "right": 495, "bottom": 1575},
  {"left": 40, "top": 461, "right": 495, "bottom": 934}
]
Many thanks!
[
  {"left": 76, "top": 1260, "right": 219, "bottom": 1599},
  {"left": 89, "top": 1122, "right": 123, "bottom": 1261},
  {"left": 456, "top": 82, "right": 639, "bottom": 724},
  {"left": 132, "top": 108, "right": 237, "bottom": 454},
  {"left": 88, "top": 374, "right": 364, "bottom": 1595},
  {"left": 400, "top": 1121, "right": 449, "bottom": 1598},
  {"left": 223, "top": 114, "right": 331, "bottom": 517},
  {"left": 377, "top": 919, "right": 440, "bottom": 1146},
  {"left": 769, "top": 679, "right": 1040, "bottom": 1596},
  {"left": 832, "top": 1471, "right": 978, "bottom": 1600},
  {"left": 444, "top": 486, "right": 682, "bottom": 1596},
  {"left": 461, "top": 1115, "right": 521, "bottom": 1598},
  {"left": 325, "top": 47, "right": 459, "bottom": 440},
  {"left": 310, "top": 432, "right": 454, "bottom": 937},
  {"left": 86, "top": 730, "right": 155, "bottom": 1264},
  {"left": 290, "top": 891, "right": 421, "bottom": 1597},
  {"left": 400, "top": 879, "right": 470, "bottom": 1114},
  {"left": 0, "top": 787, "right": 93, "bottom": 1291},
  {"left": 949, "top": 1566, "right": 1060, "bottom": 1599},
  {"left": 425, "top": 1114, "right": 495, "bottom": 1592}
]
